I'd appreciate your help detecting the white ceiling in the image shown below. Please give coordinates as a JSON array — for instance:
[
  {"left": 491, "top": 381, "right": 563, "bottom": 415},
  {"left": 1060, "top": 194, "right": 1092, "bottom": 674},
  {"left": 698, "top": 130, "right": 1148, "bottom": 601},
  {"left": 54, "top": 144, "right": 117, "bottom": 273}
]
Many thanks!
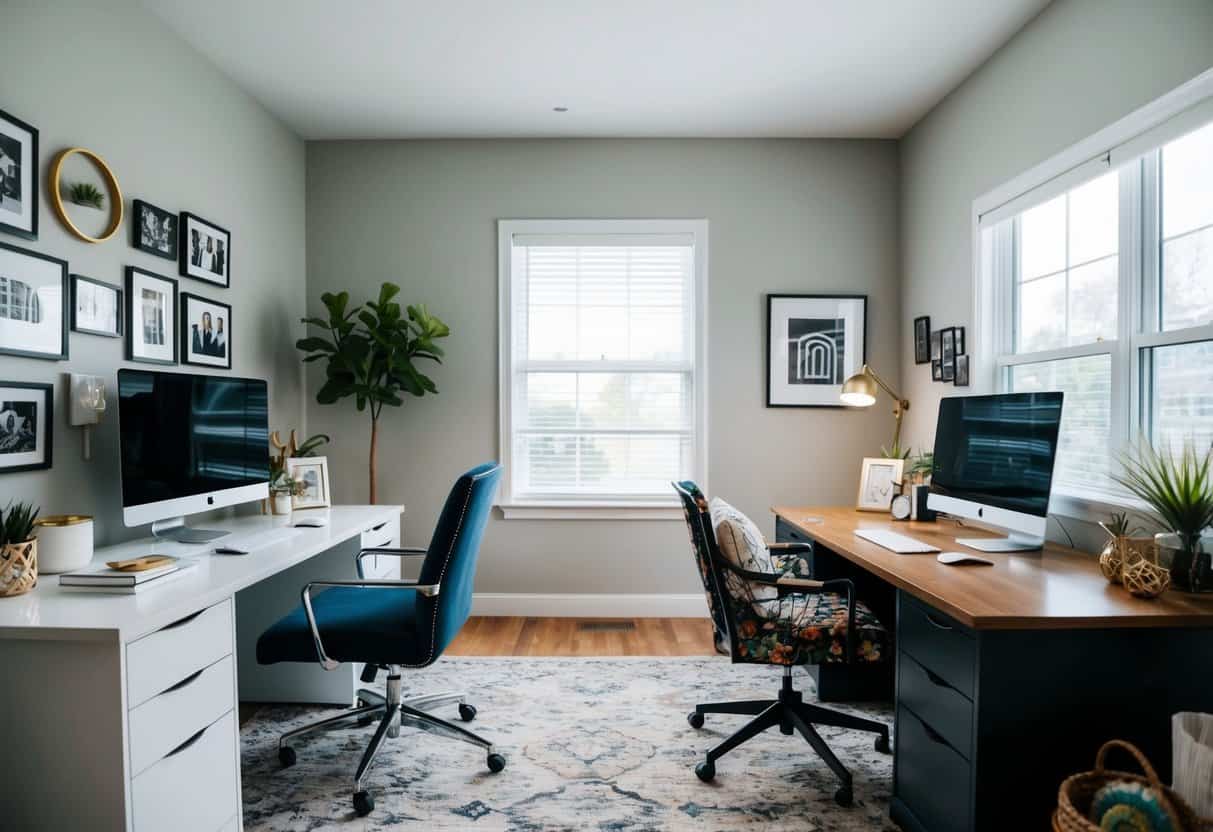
[{"left": 142, "top": 0, "right": 1051, "bottom": 140}]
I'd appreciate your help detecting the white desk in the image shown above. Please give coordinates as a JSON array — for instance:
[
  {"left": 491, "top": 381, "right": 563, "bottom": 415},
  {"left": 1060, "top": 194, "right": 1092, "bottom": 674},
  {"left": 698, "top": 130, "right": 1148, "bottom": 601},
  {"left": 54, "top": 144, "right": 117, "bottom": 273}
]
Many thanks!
[{"left": 0, "top": 504, "right": 403, "bottom": 832}]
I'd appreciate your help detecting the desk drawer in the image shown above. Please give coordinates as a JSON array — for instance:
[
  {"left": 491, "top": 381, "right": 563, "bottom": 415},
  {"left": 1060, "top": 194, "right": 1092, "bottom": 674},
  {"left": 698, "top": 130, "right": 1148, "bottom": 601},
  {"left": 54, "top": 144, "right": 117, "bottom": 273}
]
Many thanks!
[
  {"left": 128, "top": 599, "right": 233, "bottom": 707},
  {"left": 898, "top": 593, "right": 975, "bottom": 698},
  {"left": 132, "top": 710, "right": 237, "bottom": 832},
  {"left": 898, "top": 651, "right": 972, "bottom": 758},
  {"left": 775, "top": 517, "right": 813, "bottom": 545},
  {"left": 896, "top": 705, "right": 972, "bottom": 832},
  {"left": 129, "top": 655, "right": 235, "bottom": 776},
  {"left": 361, "top": 517, "right": 397, "bottom": 550}
]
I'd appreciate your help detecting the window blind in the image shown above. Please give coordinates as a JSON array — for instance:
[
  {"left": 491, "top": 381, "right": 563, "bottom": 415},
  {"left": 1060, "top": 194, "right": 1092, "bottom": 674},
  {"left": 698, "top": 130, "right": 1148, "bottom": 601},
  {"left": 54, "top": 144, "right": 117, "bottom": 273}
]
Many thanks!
[{"left": 507, "top": 237, "right": 698, "bottom": 501}]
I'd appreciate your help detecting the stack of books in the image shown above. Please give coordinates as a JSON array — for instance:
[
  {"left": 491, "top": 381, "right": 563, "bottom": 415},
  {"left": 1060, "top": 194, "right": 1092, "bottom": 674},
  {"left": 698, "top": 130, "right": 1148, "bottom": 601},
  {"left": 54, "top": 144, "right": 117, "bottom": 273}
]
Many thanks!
[{"left": 59, "top": 557, "right": 198, "bottom": 594}]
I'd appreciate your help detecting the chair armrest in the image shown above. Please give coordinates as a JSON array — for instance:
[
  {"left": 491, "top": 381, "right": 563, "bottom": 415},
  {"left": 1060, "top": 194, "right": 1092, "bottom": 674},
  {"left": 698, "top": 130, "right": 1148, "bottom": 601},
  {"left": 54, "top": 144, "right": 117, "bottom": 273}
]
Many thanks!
[
  {"left": 775, "top": 575, "right": 825, "bottom": 589},
  {"left": 766, "top": 541, "right": 813, "bottom": 553},
  {"left": 355, "top": 546, "right": 427, "bottom": 578},
  {"left": 300, "top": 578, "right": 441, "bottom": 671}
]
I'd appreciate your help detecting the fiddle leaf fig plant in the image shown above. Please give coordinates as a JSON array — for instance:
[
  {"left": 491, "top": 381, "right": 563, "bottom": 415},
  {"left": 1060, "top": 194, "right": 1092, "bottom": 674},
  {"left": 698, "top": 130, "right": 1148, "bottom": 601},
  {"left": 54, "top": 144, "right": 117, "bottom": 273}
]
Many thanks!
[{"left": 296, "top": 283, "right": 449, "bottom": 503}]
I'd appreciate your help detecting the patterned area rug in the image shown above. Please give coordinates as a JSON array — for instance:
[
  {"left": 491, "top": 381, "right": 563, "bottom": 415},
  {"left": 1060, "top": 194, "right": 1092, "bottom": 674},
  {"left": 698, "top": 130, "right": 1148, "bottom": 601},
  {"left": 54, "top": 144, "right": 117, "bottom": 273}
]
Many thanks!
[{"left": 241, "top": 657, "right": 896, "bottom": 831}]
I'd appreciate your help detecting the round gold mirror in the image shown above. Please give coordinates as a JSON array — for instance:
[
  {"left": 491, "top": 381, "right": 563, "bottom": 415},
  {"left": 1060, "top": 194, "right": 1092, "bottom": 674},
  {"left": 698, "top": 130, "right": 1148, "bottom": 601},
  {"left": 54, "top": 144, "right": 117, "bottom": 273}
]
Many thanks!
[{"left": 49, "top": 147, "right": 124, "bottom": 244}]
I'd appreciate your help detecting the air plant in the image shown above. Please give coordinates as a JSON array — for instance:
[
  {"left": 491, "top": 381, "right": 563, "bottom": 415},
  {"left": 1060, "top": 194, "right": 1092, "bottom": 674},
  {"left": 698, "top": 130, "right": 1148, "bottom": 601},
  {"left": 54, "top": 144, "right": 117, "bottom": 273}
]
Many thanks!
[
  {"left": 1, "top": 502, "right": 41, "bottom": 545},
  {"left": 68, "top": 182, "right": 105, "bottom": 209},
  {"left": 1098, "top": 511, "right": 1143, "bottom": 540}
]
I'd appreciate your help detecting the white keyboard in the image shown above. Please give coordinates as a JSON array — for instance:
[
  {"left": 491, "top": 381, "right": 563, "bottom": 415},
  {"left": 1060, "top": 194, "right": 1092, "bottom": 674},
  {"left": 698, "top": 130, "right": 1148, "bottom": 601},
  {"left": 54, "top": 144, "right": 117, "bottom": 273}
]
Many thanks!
[
  {"left": 214, "top": 527, "right": 300, "bottom": 555},
  {"left": 854, "top": 528, "right": 941, "bottom": 554}
]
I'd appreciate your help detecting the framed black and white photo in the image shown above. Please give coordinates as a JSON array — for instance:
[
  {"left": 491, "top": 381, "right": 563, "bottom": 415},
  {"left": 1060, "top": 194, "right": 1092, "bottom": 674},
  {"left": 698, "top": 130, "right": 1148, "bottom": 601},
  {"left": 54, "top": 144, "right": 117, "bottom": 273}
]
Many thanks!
[
  {"left": 766, "top": 294, "right": 866, "bottom": 407},
  {"left": 133, "top": 200, "right": 178, "bottom": 260},
  {"left": 0, "top": 381, "right": 52, "bottom": 473},
  {"left": 954, "top": 354, "right": 970, "bottom": 387},
  {"left": 287, "top": 456, "right": 331, "bottom": 510},
  {"left": 126, "top": 266, "right": 177, "bottom": 365},
  {"left": 931, "top": 330, "right": 941, "bottom": 361},
  {"left": 0, "top": 108, "right": 38, "bottom": 240},
  {"left": 931, "top": 360, "right": 942, "bottom": 381},
  {"left": 179, "top": 212, "right": 230, "bottom": 287},
  {"left": 940, "top": 327, "right": 956, "bottom": 382},
  {"left": 913, "top": 315, "right": 931, "bottom": 364},
  {"left": 181, "top": 292, "right": 231, "bottom": 369},
  {"left": 954, "top": 326, "right": 966, "bottom": 356},
  {"left": 71, "top": 274, "right": 122, "bottom": 338},
  {"left": 0, "top": 241, "right": 67, "bottom": 360}
]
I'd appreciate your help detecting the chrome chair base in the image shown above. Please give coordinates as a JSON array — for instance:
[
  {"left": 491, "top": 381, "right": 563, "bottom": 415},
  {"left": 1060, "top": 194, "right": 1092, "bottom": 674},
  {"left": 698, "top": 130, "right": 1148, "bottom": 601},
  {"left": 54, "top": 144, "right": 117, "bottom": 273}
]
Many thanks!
[{"left": 276, "top": 665, "right": 506, "bottom": 816}]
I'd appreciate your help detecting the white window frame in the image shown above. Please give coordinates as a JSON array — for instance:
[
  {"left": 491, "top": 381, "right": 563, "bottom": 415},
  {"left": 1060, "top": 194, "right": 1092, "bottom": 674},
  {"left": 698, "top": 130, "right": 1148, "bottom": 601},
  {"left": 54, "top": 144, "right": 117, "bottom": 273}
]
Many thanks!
[
  {"left": 496, "top": 219, "right": 709, "bottom": 520},
  {"left": 973, "top": 68, "right": 1213, "bottom": 523}
]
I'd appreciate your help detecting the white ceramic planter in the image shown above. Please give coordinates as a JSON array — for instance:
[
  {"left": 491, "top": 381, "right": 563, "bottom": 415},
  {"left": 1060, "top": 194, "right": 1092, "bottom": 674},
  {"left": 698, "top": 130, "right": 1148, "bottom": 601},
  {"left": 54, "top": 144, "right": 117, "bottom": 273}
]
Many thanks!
[
  {"left": 33, "top": 515, "right": 94, "bottom": 574},
  {"left": 271, "top": 493, "right": 293, "bottom": 516}
]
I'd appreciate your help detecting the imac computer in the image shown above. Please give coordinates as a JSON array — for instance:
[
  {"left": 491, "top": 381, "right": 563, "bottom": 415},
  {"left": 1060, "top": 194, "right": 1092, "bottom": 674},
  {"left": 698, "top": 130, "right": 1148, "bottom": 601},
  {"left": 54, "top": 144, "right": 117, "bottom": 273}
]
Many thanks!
[
  {"left": 927, "top": 391, "right": 1064, "bottom": 552},
  {"left": 118, "top": 369, "right": 270, "bottom": 543}
]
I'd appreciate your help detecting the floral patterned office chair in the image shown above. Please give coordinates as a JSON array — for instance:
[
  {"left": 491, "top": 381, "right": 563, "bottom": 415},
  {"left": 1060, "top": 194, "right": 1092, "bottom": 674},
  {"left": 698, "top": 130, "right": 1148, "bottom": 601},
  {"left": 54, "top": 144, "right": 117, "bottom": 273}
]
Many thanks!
[{"left": 673, "top": 481, "right": 891, "bottom": 806}]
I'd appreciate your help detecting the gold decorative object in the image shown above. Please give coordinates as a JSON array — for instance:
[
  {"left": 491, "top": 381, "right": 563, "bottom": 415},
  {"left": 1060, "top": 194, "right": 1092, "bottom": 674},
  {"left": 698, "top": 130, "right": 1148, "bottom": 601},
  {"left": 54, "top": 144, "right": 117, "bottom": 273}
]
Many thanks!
[
  {"left": 1099, "top": 536, "right": 1155, "bottom": 585},
  {"left": 840, "top": 364, "right": 911, "bottom": 454},
  {"left": 0, "top": 539, "right": 38, "bottom": 597},
  {"left": 49, "top": 147, "right": 124, "bottom": 243},
  {"left": 1123, "top": 558, "right": 1171, "bottom": 599}
]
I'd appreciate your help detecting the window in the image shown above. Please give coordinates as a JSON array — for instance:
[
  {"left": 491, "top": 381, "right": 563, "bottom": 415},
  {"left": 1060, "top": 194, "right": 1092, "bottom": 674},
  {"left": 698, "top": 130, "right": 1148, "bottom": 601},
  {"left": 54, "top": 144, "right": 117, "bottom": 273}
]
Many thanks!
[
  {"left": 498, "top": 220, "right": 707, "bottom": 517},
  {"left": 978, "top": 94, "right": 1213, "bottom": 510}
]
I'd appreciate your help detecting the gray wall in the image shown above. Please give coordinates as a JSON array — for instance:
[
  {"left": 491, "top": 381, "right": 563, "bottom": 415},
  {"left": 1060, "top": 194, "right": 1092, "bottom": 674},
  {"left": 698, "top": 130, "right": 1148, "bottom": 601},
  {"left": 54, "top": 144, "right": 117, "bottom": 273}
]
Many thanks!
[
  {"left": 0, "top": 1, "right": 307, "bottom": 543},
  {"left": 898, "top": 0, "right": 1213, "bottom": 548},
  {"left": 306, "top": 139, "right": 900, "bottom": 594}
]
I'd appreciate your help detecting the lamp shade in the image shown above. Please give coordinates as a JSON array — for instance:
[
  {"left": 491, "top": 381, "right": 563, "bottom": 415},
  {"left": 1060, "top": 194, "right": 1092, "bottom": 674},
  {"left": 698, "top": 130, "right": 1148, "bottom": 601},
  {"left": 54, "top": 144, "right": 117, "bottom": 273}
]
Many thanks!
[{"left": 840, "top": 370, "right": 877, "bottom": 407}]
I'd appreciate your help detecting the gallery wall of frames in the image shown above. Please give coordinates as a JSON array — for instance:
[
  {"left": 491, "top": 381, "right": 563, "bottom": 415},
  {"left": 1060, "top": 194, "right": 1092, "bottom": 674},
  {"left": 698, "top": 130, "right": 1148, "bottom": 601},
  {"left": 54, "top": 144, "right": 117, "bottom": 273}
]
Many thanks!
[{"left": 0, "top": 105, "right": 237, "bottom": 476}]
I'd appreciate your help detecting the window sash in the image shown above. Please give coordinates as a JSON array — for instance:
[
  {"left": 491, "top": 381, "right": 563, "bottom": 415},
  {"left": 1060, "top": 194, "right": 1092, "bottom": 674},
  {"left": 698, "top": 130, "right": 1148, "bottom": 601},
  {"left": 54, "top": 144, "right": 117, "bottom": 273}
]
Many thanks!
[{"left": 498, "top": 219, "right": 707, "bottom": 511}]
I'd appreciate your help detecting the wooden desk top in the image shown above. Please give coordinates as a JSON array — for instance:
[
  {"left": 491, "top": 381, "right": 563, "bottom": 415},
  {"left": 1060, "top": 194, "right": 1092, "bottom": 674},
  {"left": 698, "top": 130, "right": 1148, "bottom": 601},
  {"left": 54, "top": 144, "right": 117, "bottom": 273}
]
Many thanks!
[{"left": 772, "top": 506, "right": 1213, "bottom": 631}]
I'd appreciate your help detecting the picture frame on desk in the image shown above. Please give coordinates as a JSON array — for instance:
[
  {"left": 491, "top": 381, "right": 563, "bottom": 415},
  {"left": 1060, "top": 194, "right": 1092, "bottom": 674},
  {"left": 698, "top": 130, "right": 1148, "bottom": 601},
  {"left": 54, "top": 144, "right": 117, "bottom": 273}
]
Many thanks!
[
  {"left": 857, "top": 457, "right": 903, "bottom": 511},
  {"left": 287, "top": 456, "right": 331, "bottom": 510}
]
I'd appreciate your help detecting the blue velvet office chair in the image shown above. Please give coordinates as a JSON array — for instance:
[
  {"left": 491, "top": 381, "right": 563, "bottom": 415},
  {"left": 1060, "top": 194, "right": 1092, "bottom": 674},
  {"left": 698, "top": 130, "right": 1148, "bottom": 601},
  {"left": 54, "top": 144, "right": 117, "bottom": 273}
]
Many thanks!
[{"left": 256, "top": 462, "right": 504, "bottom": 817}]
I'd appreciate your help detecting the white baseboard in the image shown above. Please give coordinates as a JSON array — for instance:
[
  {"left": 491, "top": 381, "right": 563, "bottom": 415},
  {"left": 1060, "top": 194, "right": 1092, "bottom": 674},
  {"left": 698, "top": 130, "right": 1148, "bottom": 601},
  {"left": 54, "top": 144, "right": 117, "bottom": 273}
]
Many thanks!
[{"left": 471, "top": 593, "right": 709, "bottom": 618}]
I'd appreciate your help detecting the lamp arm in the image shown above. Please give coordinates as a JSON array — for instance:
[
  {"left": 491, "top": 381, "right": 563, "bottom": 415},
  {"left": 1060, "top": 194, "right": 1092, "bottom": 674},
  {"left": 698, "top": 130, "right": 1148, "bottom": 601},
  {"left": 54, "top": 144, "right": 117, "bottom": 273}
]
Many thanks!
[{"left": 861, "top": 365, "right": 910, "bottom": 412}]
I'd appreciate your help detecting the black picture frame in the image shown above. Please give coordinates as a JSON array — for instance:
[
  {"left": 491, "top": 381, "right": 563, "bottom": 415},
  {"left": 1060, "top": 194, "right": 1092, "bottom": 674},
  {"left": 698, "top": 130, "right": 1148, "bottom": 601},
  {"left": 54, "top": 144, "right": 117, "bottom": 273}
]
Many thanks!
[
  {"left": 955, "top": 326, "right": 966, "bottom": 355},
  {"left": 0, "top": 380, "right": 53, "bottom": 473},
  {"left": 0, "top": 107, "right": 39, "bottom": 240},
  {"left": 180, "top": 292, "right": 232, "bottom": 370},
  {"left": 125, "top": 266, "right": 178, "bottom": 365},
  {"left": 930, "top": 330, "right": 941, "bottom": 361},
  {"left": 954, "top": 354, "right": 970, "bottom": 387},
  {"left": 940, "top": 326, "right": 957, "bottom": 382},
  {"left": 0, "top": 241, "right": 68, "bottom": 360},
  {"left": 178, "top": 211, "right": 230, "bottom": 288},
  {"left": 70, "top": 274, "right": 123, "bottom": 338},
  {"left": 765, "top": 293, "right": 868, "bottom": 408},
  {"left": 913, "top": 316, "right": 931, "bottom": 364},
  {"left": 931, "top": 360, "right": 942, "bottom": 381},
  {"left": 132, "top": 199, "right": 178, "bottom": 261}
]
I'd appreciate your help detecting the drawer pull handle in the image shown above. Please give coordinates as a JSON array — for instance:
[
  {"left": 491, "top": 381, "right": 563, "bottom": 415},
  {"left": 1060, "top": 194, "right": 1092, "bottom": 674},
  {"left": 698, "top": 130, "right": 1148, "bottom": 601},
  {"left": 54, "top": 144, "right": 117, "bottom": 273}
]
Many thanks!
[
  {"left": 161, "top": 607, "right": 206, "bottom": 631},
  {"left": 165, "top": 724, "right": 209, "bottom": 758},
  {"left": 923, "top": 667, "right": 950, "bottom": 689},
  {"left": 162, "top": 667, "right": 206, "bottom": 695},
  {"left": 922, "top": 611, "right": 954, "bottom": 631},
  {"left": 912, "top": 710, "right": 949, "bottom": 746},
  {"left": 369, "top": 522, "right": 387, "bottom": 533}
]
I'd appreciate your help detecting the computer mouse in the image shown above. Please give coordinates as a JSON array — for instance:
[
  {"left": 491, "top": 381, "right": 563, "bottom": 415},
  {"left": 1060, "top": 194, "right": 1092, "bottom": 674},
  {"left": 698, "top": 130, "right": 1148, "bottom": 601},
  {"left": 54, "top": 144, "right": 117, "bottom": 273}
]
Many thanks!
[
  {"left": 293, "top": 515, "right": 329, "bottom": 528},
  {"left": 937, "top": 552, "right": 994, "bottom": 566}
]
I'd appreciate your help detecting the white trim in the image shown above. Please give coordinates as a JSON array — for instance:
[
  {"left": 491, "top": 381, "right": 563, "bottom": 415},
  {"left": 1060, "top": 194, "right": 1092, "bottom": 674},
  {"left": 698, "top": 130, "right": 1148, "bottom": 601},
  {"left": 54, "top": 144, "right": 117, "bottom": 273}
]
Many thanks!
[
  {"left": 497, "top": 503, "right": 683, "bottom": 520},
  {"left": 496, "top": 218, "right": 709, "bottom": 516},
  {"left": 471, "top": 592, "right": 709, "bottom": 617}
]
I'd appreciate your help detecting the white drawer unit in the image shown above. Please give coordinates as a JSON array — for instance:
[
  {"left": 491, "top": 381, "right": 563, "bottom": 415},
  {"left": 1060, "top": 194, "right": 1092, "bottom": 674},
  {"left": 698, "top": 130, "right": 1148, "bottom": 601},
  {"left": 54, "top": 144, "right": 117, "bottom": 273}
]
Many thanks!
[
  {"left": 127, "top": 599, "right": 234, "bottom": 707},
  {"left": 362, "top": 517, "right": 396, "bottom": 550},
  {"left": 129, "top": 655, "right": 235, "bottom": 776},
  {"left": 131, "top": 710, "right": 238, "bottom": 832}
]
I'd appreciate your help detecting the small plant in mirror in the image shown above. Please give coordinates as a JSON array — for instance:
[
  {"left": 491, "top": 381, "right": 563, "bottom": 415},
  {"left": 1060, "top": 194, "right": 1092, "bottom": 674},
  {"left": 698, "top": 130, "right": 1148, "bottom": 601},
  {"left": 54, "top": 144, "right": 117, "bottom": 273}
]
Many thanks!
[{"left": 68, "top": 182, "right": 105, "bottom": 209}]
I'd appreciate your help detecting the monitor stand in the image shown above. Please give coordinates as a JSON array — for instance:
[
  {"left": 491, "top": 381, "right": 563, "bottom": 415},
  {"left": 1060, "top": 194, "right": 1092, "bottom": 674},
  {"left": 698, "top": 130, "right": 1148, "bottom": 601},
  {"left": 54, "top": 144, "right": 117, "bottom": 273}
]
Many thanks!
[
  {"left": 957, "top": 532, "right": 1044, "bottom": 553},
  {"left": 151, "top": 517, "right": 230, "bottom": 544}
]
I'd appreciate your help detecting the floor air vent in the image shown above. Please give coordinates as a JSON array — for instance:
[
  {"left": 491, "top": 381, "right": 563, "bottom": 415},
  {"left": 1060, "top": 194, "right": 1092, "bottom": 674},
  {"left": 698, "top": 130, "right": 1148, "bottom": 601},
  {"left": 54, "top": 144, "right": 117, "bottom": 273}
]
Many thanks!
[{"left": 576, "top": 621, "right": 636, "bottom": 632}]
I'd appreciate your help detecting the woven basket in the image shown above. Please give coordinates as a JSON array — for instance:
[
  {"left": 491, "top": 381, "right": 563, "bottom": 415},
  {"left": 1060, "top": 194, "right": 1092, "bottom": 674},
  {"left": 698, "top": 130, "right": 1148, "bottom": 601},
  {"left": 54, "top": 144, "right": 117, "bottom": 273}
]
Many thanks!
[
  {"left": 1054, "top": 739, "right": 1210, "bottom": 832},
  {"left": 0, "top": 539, "right": 38, "bottom": 597}
]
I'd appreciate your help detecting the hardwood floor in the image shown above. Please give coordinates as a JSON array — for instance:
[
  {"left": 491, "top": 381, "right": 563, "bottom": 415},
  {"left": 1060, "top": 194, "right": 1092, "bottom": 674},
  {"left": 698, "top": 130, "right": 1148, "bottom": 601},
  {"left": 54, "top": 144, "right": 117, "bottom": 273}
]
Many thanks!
[{"left": 445, "top": 617, "right": 717, "bottom": 657}]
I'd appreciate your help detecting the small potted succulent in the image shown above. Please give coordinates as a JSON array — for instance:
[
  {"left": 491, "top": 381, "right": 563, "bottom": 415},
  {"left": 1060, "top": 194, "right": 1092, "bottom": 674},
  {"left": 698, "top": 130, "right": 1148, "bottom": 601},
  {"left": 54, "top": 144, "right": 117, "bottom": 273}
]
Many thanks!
[
  {"left": 0, "top": 501, "right": 41, "bottom": 597},
  {"left": 68, "top": 182, "right": 105, "bottom": 209},
  {"left": 1114, "top": 442, "right": 1213, "bottom": 593}
]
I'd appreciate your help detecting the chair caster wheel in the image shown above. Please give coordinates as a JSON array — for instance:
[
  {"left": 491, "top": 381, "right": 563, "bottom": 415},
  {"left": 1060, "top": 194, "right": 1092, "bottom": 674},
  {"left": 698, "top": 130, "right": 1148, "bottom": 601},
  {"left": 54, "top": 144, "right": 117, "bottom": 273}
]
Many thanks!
[
  {"left": 695, "top": 761, "right": 715, "bottom": 782},
  {"left": 487, "top": 752, "right": 507, "bottom": 773},
  {"left": 687, "top": 711, "right": 704, "bottom": 729},
  {"left": 834, "top": 786, "right": 853, "bottom": 807},
  {"left": 353, "top": 790, "right": 374, "bottom": 817},
  {"left": 875, "top": 734, "right": 891, "bottom": 753},
  {"left": 459, "top": 703, "right": 477, "bottom": 722},
  {"left": 278, "top": 746, "right": 296, "bottom": 768}
]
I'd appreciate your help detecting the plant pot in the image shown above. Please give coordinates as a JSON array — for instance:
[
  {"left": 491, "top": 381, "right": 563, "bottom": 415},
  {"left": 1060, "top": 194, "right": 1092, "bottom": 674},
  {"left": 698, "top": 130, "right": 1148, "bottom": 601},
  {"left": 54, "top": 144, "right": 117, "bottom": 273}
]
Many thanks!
[
  {"left": 270, "top": 493, "right": 293, "bottom": 516},
  {"left": 33, "top": 515, "right": 94, "bottom": 574},
  {"left": 1156, "top": 533, "right": 1213, "bottom": 593},
  {"left": 0, "top": 539, "right": 38, "bottom": 597}
]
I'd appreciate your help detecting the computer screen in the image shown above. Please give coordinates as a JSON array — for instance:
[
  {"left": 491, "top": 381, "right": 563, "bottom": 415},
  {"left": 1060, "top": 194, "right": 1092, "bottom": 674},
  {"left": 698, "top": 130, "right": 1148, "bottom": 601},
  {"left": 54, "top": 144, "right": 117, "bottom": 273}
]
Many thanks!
[
  {"left": 118, "top": 369, "right": 269, "bottom": 509},
  {"left": 930, "top": 392, "right": 1064, "bottom": 519}
]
